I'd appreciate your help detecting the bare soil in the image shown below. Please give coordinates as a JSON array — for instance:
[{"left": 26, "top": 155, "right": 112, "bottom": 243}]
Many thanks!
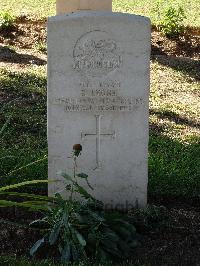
[
  {"left": 0, "top": 17, "right": 199, "bottom": 68},
  {"left": 0, "top": 198, "right": 200, "bottom": 265}
]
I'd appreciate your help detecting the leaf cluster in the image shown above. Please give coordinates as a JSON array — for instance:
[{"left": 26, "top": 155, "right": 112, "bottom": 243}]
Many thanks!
[
  {"left": 0, "top": 128, "right": 138, "bottom": 263},
  {"left": 0, "top": 11, "right": 15, "bottom": 30},
  {"left": 29, "top": 171, "right": 139, "bottom": 263},
  {"left": 158, "top": 6, "right": 186, "bottom": 38}
]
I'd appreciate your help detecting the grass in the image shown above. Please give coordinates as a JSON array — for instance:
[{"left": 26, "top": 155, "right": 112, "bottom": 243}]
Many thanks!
[
  {"left": 0, "top": 67, "right": 47, "bottom": 193},
  {"left": 0, "top": 0, "right": 200, "bottom": 27},
  {"left": 0, "top": 256, "right": 148, "bottom": 266},
  {"left": 0, "top": 1, "right": 199, "bottom": 263},
  {"left": 149, "top": 61, "right": 200, "bottom": 197},
  {"left": 0, "top": 60, "right": 199, "bottom": 198}
]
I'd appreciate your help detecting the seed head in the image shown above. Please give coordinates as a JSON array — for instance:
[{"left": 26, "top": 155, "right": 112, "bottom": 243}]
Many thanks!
[{"left": 73, "top": 144, "right": 82, "bottom": 157}]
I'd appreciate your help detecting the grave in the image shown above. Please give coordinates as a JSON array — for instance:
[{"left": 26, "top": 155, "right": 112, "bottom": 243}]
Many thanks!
[{"left": 48, "top": 0, "right": 151, "bottom": 210}]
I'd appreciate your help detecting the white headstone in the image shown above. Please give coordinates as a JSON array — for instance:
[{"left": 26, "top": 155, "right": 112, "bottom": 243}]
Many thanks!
[{"left": 48, "top": 11, "right": 151, "bottom": 210}]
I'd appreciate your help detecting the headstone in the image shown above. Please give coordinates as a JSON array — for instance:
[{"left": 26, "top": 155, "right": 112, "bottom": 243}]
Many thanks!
[
  {"left": 56, "top": 0, "right": 112, "bottom": 15},
  {"left": 48, "top": 2, "right": 151, "bottom": 210}
]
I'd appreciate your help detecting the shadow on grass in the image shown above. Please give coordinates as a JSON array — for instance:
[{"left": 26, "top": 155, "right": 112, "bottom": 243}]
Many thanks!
[
  {"left": 150, "top": 109, "right": 200, "bottom": 129},
  {"left": 148, "top": 129, "right": 200, "bottom": 200},
  {"left": 0, "top": 45, "right": 46, "bottom": 65},
  {"left": 0, "top": 69, "right": 47, "bottom": 193},
  {"left": 173, "top": 32, "right": 200, "bottom": 58},
  {"left": 152, "top": 55, "right": 200, "bottom": 81},
  {"left": 151, "top": 43, "right": 200, "bottom": 81},
  {"left": 0, "top": 69, "right": 47, "bottom": 135}
]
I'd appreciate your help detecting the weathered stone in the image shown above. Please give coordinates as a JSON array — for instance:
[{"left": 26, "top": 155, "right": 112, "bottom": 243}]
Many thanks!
[{"left": 48, "top": 11, "right": 151, "bottom": 210}]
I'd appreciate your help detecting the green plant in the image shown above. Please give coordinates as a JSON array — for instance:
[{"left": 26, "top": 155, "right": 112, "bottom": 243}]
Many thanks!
[
  {"left": 0, "top": 11, "right": 15, "bottom": 30},
  {"left": 29, "top": 145, "right": 138, "bottom": 263},
  {"left": 0, "top": 114, "right": 50, "bottom": 210},
  {"left": 129, "top": 205, "right": 169, "bottom": 232},
  {"left": 158, "top": 6, "right": 186, "bottom": 38},
  {"left": 34, "top": 42, "right": 47, "bottom": 53}
]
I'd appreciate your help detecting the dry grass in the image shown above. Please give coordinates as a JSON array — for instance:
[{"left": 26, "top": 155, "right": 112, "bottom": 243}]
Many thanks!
[{"left": 0, "top": 0, "right": 200, "bottom": 26}]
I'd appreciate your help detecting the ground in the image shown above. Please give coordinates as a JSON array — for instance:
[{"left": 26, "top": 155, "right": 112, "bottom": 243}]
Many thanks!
[{"left": 0, "top": 2, "right": 200, "bottom": 265}]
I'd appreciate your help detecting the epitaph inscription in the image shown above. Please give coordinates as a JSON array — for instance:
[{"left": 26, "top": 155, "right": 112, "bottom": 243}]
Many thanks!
[
  {"left": 52, "top": 95, "right": 144, "bottom": 112},
  {"left": 73, "top": 30, "right": 122, "bottom": 77}
]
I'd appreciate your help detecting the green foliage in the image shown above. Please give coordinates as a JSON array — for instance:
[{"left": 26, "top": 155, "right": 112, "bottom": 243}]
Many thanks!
[
  {"left": 34, "top": 42, "right": 47, "bottom": 54},
  {"left": 0, "top": 255, "right": 148, "bottom": 266},
  {"left": 0, "top": 11, "right": 15, "bottom": 30},
  {"left": 152, "top": 1, "right": 188, "bottom": 37},
  {"left": 0, "top": 69, "right": 47, "bottom": 191},
  {"left": 129, "top": 205, "right": 169, "bottom": 232},
  {"left": 0, "top": 179, "right": 52, "bottom": 211},
  {"left": 0, "top": 118, "right": 50, "bottom": 211},
  {"left": 30, "top": 153, "right": 138, "bottom": 263},
  {"left": 149, "top": 133, "right": 200, "bottom": 197},
  {"left": 157, "top": 6, "right": 186, "bottom": 38},
  {"left": 0, "top": 180, "right": 49, "bottom": 192}
]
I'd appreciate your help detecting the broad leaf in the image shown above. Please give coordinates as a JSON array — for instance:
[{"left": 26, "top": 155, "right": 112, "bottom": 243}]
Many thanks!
[
  {"left": 61, "top": 242, "right": 71, "bottom": 262},
  {"left": 58, "top": 171, "right": 73, "bottom": 182},
  {"left": 75, "top": 184, "right": 95, "bottom": 201},
  {"left": 49, "top": 222, "right": 62, "bottom": 245},
  {"left": 75, "top": 230, "right": 86, "bottom": 247},
  {"left": 87, "top": 210, "right": 105, "bottom": 222},
  {"left": 30, "top": 238, "right": 45, "bottom": 256},
  {"left": 70, "top": 226, "right": 86, "bottom": 247}
]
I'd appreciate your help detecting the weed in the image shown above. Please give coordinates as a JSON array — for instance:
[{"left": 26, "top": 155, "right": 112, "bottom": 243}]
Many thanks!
[
  {"left": 0, "top": 11, "right": 15, "bottom": 30},
  {"left": 34, "top": 42, "right": 47, "bottom": 54},
  {"left": 29, "top": 146, "right": 139, "bottom": 263},
  {"left": 129, "top": 205, "right": 169, "bottom": 232},
  {"left": 158, "top": 6, "right": 186, "bottom": 38}
]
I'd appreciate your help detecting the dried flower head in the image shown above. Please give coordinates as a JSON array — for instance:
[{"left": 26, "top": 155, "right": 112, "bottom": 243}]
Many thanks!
[{"left": 73, "top": 144, "right": 82, "bottom": 157}]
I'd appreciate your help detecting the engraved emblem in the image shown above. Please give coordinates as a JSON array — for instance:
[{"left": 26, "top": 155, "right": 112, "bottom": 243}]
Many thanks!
[{"left": 73, "top": 30, "right": 122, "bottom": 77}]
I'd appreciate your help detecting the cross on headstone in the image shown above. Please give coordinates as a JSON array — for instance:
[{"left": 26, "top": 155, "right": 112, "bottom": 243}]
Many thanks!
[{"left": 81, "top": 115, "right": 115, "bottom": 170}]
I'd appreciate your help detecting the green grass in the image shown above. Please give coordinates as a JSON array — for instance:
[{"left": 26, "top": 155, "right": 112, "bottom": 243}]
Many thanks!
[
  {"left": 149, "top": 61, "right": 200, "bottom": 197},
  {"left": 0, "top": 0, "right": 55, "bottom": 19},
  {"left": 0, "top": 256, "right": 148, "bottom": 266},
  {"left": 0, "top": 59, "right": 199, "bottom": 198},
  {"left": 113, "top": 0, "right": 200, "bottom": 27},
  {"left": 0, "top": 0, "right": 200, "bottom": 26},
  {"left": 0, "top": 67, "right": 47, "bottom": 193}
]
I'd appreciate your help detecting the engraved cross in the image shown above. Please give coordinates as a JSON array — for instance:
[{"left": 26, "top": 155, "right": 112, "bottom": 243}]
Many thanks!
[{"left": 81, "top": 115, "right": 115, "bottom": 170}]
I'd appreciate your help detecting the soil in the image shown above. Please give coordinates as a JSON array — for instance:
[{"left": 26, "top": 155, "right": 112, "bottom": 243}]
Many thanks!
[
  {"left": 135, "top": 196, "right": 200, "bottom": 266},
  {"left": 0, "top": 198, "right": 200, "bottom": 266},
  {"left": 0, "top": 17, "right": 199, "bottom": 70},
  {"left": 0, "top": 17, "right": 200, "bottom": 265}
]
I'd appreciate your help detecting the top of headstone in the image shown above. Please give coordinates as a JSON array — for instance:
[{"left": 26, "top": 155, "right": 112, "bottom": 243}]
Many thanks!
[{"left": 56, "top": 0, "right": 112, "bottom": 15}]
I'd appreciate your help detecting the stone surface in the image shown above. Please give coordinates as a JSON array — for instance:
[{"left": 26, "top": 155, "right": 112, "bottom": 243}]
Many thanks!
[
  {"left": 48, "top": 12, "right": 151, "bottom": 209},
  {"left": 56, "top": 0, "right": 112, "bottom": 15}
]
